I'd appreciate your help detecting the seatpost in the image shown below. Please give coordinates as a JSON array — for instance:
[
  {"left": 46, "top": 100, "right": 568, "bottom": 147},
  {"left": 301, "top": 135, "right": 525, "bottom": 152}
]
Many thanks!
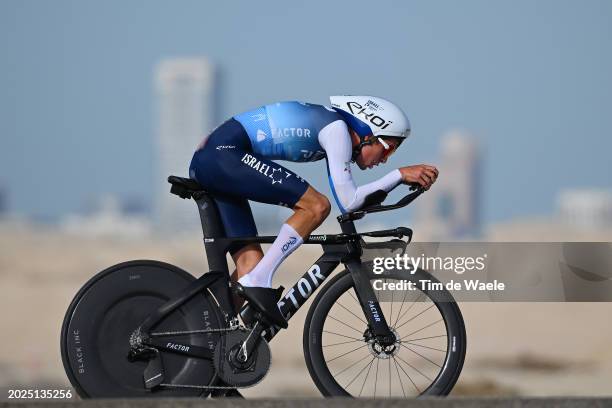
[{"left": 193, "top": 192, "right": 229, "bottom": 273}]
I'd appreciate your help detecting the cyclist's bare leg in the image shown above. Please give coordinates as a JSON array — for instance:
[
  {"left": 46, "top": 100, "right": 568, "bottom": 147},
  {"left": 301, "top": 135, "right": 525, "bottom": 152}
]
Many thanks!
[
  {"left": 231, "top": 186, "right": 330, "bottom": 309},
  {"left": 231, "top": 244, "right": 264, "bottom": 282},
  {"left": 286, "top": 186, "right": 331, "bottom": 236},
  {"left": 231, "top": 186, "right": 330, "bottom": 279}
]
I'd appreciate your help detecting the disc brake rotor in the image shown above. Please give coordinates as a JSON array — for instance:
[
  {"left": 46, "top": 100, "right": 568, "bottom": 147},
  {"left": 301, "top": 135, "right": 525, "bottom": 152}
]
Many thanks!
[{"left": 367, "top": 328, "right": 401, "bottom": 359}]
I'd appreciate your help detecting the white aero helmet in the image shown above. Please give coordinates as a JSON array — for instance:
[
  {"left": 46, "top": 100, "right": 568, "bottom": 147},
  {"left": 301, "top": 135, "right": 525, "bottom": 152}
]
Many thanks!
[{"left": 330, "top": 95, "right": 411, "bottom": 140}]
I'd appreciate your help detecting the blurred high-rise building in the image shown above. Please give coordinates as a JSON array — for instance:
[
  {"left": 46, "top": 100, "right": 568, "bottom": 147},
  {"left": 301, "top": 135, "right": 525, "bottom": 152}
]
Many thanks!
[
  {"left": 154, "top": 58, "right": 216, "bottom": 232},
  {"left": 0, "top": 184, "right": 6, "bottom": 216},
  {"left": 557, "top": 189, "right": 612, "bottom": 229},
  {"left": 413, "top": 131, "right": 481, "bottom": 240}
]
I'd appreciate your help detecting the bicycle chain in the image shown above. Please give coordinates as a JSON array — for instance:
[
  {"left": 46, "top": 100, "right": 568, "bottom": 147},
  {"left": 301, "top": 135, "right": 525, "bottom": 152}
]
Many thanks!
[
  {"left": 149, "top": 316, "right": 242, "bottom": 337},
  {"left": 142, "top": 318, "right": 263, "bottom": 390},
  {"left": 149, "top": 326, "right": 238, "bottom": 337},
  {"left": 158, "top": 382, "right": 254, "bottom": 390}
]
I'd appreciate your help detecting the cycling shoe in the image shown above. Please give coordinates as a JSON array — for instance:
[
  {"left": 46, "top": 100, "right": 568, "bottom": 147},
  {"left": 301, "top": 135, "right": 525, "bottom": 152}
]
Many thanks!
[{"left": 233, "top": 283, "right": 288, "bottom": 329}]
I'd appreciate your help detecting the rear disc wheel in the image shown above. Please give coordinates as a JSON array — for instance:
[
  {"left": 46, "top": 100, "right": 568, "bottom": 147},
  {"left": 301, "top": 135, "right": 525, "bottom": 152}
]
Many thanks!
[{"left": 61, "top": 260, "right": 223, "bottom": 398}]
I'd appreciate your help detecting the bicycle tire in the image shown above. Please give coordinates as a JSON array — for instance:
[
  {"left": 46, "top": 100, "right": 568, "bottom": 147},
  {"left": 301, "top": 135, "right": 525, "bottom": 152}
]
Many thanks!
[
  {"left": 303, "top": 267, "right": 466, "bottom": 397},
  {"left": 60, "top": 260, "right": 224, "bottom": 398}
]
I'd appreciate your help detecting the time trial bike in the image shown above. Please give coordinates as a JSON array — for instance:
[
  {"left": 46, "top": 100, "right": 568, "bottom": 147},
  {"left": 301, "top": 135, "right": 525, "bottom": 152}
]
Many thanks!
[{"left": 60, "top": 176, "right": 466, "bottom": 398}]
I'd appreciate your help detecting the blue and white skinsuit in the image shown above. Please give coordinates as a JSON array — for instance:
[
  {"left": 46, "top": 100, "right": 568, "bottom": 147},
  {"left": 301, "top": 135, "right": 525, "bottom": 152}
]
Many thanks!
[{"left": 189, "top": 101, "right": 403, "bottom": 252}]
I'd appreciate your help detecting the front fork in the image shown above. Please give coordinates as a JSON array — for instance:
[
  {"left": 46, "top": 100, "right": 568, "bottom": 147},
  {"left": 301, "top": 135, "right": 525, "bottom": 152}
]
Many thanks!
[{"left": 345, "top": 259, "right": 396, "bottom": 346}]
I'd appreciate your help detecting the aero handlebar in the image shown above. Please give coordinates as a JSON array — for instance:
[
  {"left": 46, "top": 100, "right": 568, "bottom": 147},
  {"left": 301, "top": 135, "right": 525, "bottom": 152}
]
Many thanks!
[{"left": 337, "top": 184, "right": 426, "bottom": 222}]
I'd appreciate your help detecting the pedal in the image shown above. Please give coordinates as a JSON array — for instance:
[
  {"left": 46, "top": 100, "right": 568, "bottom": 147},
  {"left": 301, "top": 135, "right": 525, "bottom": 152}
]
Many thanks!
[
  {"left": 233, "top": 283, "right": 287, "bottom": 329},
  {"left": 143, "top": 349, "right": 164, "bottom": 389}
]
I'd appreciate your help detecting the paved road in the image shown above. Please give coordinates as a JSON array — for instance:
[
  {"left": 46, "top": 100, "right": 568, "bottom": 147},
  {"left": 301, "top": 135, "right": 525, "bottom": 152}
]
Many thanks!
[{"left": 2, "top": 399, "right": 611, "bottom": 408}]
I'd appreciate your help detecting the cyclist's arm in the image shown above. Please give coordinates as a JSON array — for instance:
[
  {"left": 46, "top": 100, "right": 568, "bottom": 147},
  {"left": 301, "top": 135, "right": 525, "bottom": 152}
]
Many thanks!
[{"left": 319, "top": 120, "right": 402, "bottom": 213}]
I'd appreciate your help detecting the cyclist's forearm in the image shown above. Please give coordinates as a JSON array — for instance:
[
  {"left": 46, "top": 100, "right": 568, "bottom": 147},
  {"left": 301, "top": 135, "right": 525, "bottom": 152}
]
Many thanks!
[
  {"left": 342, "top": 169, "right": 402, "bottom": 212},
  {"left": 319, "top": 120, "right": 403, "bottom": 212}
]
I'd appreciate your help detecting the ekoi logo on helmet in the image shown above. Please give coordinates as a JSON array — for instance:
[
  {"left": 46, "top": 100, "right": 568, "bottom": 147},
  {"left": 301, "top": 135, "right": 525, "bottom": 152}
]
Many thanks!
[
  {"left": 345, "top": 101, "right": 393, "bottom": 131},
  {"left": 330, "top": 96, "right": 411, "bottom": 139}
]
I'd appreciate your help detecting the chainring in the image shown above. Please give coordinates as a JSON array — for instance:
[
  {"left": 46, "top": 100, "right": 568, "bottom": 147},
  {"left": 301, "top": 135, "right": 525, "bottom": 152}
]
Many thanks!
[{"left": 213, "top": 329, "right": 271, "bottom": 388}]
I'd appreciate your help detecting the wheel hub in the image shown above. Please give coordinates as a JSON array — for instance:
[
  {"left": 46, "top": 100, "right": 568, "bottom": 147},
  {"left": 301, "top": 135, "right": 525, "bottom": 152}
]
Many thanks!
[{"left": 366, "top": 328, "right": 401, "bottom": 359}]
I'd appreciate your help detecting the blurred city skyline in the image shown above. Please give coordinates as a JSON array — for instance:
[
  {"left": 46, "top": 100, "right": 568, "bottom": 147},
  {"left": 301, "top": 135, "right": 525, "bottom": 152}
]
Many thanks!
[{"left": 1, "top": 0, "right": 611, "bottom": 224}]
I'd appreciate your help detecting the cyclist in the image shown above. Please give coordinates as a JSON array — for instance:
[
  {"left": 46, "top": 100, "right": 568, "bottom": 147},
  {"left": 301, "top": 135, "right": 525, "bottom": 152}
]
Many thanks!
[{"left": 189, "top": 96, "right": 438, "bottom": 327}]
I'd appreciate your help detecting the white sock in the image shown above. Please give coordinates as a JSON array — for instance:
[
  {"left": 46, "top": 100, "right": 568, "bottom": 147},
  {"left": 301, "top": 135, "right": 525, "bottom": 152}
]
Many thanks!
[{"left": 238, "top": 223, "right": 303, "bottom": 288}]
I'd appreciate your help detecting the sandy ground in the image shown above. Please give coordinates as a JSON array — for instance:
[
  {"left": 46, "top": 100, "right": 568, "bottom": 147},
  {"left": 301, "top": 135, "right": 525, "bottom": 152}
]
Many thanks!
[{"left": 1, "top": 223, "right": 611, "bottom": 399}]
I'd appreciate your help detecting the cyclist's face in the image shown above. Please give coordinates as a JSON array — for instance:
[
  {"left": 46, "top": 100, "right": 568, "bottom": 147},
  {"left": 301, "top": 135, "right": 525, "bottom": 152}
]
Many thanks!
[{"left": 356, "top": 136, "right": 401, "bottom": 170}]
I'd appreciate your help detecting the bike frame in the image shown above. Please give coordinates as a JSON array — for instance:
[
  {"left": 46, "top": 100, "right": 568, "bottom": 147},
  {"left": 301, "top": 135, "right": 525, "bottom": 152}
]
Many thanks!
[{"left": 136, "top": 183, "right": 418, "bottom": 359}]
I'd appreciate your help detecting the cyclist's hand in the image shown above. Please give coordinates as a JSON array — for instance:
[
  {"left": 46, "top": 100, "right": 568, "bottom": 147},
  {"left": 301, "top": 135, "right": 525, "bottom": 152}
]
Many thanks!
[{"left": 398, "top": 165, "right": 438, "bottom": 190}]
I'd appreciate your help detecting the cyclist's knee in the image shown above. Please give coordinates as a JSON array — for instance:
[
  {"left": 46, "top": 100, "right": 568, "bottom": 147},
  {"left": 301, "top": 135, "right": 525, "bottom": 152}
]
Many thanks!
[
  {"left": 313, "top": 194, "right": 331, "bottom": 221},
  {"left": 294, "top": 187, "right": 331, "bottom": 225}
]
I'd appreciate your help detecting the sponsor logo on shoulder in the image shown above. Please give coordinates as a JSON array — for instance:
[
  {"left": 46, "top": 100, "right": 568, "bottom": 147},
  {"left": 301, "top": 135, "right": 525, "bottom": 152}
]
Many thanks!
[
  {"left": 256, "top": 129, "right": 267, "bottom": 141},
  {"left": 301, "top": 150, "right": 325, "bottom": 161}
]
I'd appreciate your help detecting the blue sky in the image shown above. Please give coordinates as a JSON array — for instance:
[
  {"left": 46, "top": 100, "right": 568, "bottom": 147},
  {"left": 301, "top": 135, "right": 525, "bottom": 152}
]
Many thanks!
[{"left": 1, "top": 0, "right": 611, "bottom": 223}]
